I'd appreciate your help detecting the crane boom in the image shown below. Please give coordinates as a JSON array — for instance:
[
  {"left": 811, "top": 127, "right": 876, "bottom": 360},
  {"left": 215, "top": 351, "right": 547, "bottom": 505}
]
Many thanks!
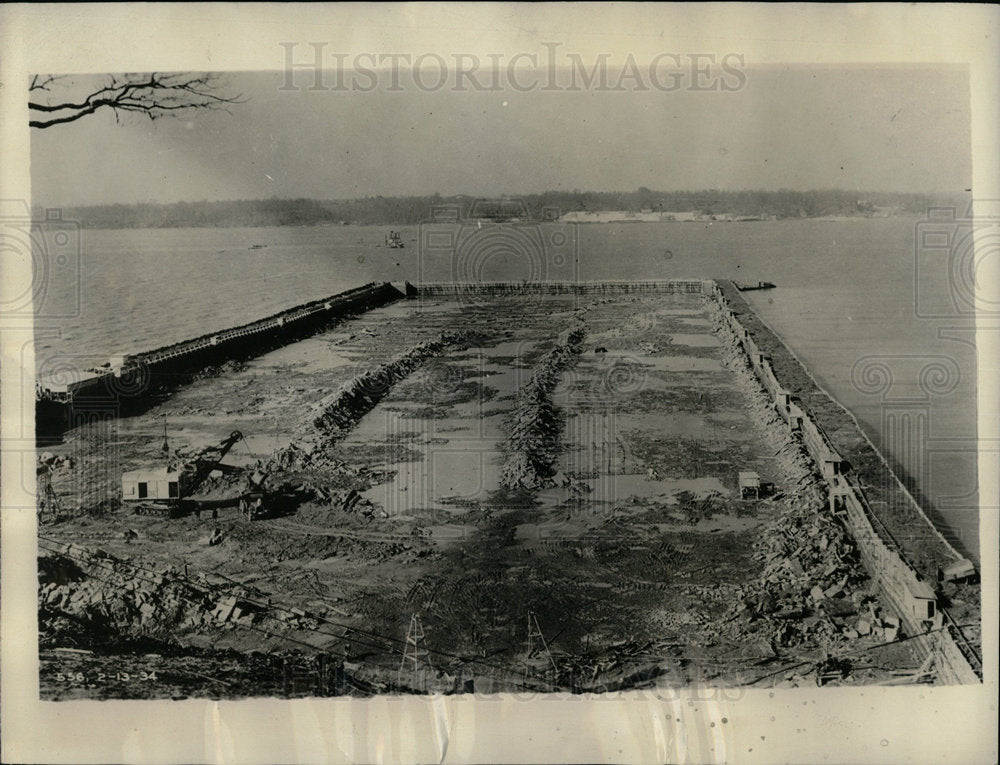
[{"left": 184, "top": 430, "right": 244, "bottom": 497}]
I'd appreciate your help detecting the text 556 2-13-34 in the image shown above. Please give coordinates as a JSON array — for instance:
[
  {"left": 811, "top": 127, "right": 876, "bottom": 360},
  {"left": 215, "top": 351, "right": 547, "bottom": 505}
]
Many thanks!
[{"left": 55, "top": 670, "right": 158, "bottom": 683}]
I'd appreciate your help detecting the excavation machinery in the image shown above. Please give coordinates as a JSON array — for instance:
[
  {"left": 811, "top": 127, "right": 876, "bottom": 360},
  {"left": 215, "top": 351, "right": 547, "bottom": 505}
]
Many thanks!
[{"left": 123, "top": 430, "right": 268, "bottom": 519}]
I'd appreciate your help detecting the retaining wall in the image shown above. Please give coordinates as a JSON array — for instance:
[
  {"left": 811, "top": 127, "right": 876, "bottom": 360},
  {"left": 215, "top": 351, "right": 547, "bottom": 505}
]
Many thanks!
[
  {"left": 708, "top": 281, "right": 980, "bottom": 684},
  {"left": 36, "top": 282, "right": 405, "bottom": 438},
  {"left": 122, "top": 282, "right": 402, "bottom": 373}
]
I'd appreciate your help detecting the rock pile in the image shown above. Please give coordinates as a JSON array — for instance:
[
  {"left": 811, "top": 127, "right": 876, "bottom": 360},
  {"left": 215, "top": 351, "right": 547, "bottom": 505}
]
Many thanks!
[
  {"left": 311, "top": 331, "right": 469, "bottom": 435},
  {"left": 35, "top": 542, "right": 338, "bottom": 654},
  {"left": 716, "top": 489, "right": 894, "bottom": 670},
  {"left": 269, "top": 331, "right": 468, "bottom": 473},
  {"left": 38, "top": 546, "right": 222, "bottom": 646},
  {"left": 500, "top": 324, "right": 586, "bottom": 490},
  {"left": 38, "top": 452, "right": 74, "bottom": 470}
]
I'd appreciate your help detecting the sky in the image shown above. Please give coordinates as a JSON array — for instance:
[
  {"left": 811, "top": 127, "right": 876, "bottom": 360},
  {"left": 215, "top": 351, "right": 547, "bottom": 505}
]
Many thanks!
[{"left": 29, "top": 65, "right": 971, "bottom": 207}]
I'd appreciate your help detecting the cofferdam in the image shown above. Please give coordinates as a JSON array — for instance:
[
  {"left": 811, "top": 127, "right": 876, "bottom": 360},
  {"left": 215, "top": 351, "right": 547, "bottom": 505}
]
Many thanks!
[{"left": 36, "top": 281, "right": 980, "bottom": 698}]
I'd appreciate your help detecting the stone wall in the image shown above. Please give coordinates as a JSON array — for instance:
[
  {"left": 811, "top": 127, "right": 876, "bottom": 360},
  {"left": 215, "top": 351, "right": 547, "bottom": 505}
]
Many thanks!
[{"left": 708, "top": 281, "right": 980, "bottom": 684}]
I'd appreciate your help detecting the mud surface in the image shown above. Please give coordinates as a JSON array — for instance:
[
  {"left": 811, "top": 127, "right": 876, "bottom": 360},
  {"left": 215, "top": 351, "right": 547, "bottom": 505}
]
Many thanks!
[{"left": 38, "top": 293, "right": 928, "bottom": 698}]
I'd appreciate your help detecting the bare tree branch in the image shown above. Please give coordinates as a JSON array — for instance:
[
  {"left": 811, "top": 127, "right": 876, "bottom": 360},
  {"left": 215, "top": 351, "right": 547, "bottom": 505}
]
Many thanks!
[
  {"left": 29, "top": 74, "right": 64, "bottom": 92},
  {"left": 29, "top": 72, "right": 245, "bottom": 129}
]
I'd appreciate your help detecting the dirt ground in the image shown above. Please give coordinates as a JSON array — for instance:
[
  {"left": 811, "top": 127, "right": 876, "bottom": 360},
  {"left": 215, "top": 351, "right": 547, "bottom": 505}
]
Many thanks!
[{"left": 37, "top": 293, "right": 927, "bottom": 698}]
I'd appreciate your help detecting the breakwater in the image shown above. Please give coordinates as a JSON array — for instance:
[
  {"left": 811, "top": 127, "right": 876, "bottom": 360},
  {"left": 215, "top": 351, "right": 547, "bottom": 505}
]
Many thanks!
[
  {"left": 709, "top": 281, "right": 980, "bottom": 684},
  {"left": 35, "top": 282, "right": 405, "bottom": 438}
]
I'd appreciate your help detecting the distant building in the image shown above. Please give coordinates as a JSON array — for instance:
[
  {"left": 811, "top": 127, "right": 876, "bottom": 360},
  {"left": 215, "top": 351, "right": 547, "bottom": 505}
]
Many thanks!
[{"left": 560, "top": 210, "right": 702, "bottom": 223}]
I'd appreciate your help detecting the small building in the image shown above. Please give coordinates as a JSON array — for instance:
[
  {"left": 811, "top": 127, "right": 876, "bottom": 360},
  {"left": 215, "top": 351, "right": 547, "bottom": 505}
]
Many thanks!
[
  {"left": 939, "top": 558, "right": 977, "bottom": 583},
  {"left": 777, "top": 389, "right": 793, "bottom": 413},
  {"left": 905, "top": 579, "right": 939, "bottom": 628},
  {"left": 122, "top": 467, "right": 188, "bottom": 502},
  {"left": 108, "top": 353, "right": 142, "bottom": 378},
  {"left": 738, "top": 471, "right": 761, "bottom": 499},
  {"left": 819, "top": 448, "right": 846, "bottom": 480},
  {"left": 787, "top": 403, "right": 805, "bottom": 431}
]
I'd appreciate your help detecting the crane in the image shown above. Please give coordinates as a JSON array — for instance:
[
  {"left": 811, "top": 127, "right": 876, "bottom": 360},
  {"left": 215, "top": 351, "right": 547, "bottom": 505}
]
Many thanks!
[{"left": 124, "top": 430, "right": 246, "bottom": 518}]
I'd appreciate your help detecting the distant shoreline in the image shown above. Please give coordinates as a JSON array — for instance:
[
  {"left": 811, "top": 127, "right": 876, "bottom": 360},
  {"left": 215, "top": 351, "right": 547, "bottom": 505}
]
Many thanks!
[
  {"left": 38, "top": 211, "right": 930, "bottom": 231},
  {"left": 33, "top": 190, "right": 966, "bottom": 230}
]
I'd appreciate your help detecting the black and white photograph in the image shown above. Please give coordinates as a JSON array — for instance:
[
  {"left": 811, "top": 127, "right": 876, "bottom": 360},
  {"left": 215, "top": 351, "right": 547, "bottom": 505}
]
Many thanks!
[{"left": 1, "top": 4, "right": 997, "bottom": 763}]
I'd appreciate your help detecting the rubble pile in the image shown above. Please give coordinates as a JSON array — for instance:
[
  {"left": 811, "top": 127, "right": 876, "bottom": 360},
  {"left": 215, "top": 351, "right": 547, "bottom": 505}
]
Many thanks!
[
  {"left": 723, "top": 500, "right": 885, "bottom": 656},
  {"left": 35, "top": 542, "right": 348, "bottom": 654},
  {"left": 310, "top": 331, "right": 470, "bottom": 435},
  {"left": 38, "top": 452, "right": 75, "bottom": 470},
  {"left": 500, "top": 324, "right": 586, "bottom": 489},
  {"left": 38, "top": 546, "right": 227, "bottom": 647}
]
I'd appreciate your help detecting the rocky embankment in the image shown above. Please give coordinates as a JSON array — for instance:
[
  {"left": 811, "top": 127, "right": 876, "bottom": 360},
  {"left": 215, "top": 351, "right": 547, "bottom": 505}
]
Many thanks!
[
  {"left": 716, "top": 282, "right": 967, "bottom": 575},
  {"left": 710, "top": 302, "right": 909, "bottom": 684},
  {"left": 38, "top": 543, "right": 256, "bottom": 650}
]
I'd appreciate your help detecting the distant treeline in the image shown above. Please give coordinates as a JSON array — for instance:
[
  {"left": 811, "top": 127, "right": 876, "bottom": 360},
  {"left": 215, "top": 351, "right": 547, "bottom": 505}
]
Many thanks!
[{"left": 41, "top": 189, "right": 971, "bottom": 229}]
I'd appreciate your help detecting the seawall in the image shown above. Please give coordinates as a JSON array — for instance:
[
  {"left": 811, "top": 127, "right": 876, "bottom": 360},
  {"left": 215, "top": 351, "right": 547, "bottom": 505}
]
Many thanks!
[
  {"left": 35, "top": 282, "right": 405, "bottom": 439},
  {"left": 709, "top": 280, "right": 980, "bottom": 684}
]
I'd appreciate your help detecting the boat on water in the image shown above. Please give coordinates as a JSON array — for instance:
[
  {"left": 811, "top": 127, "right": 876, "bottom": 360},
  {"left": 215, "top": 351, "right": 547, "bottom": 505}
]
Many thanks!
[{"left": 734, "top": 280, "right": 776, "bottom": 291}]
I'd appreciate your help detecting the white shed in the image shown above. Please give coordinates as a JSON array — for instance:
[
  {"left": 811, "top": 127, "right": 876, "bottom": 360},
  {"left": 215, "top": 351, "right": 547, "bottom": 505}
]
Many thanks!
[
  {"left": 122, "top": 467, "right": 187, "bottom": 502},
  {"left": 738, "top": 471, "right": 761, "bottom": 499},
  {"left": 905, "top": 580, "right": 939, "bottom": 626}
]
